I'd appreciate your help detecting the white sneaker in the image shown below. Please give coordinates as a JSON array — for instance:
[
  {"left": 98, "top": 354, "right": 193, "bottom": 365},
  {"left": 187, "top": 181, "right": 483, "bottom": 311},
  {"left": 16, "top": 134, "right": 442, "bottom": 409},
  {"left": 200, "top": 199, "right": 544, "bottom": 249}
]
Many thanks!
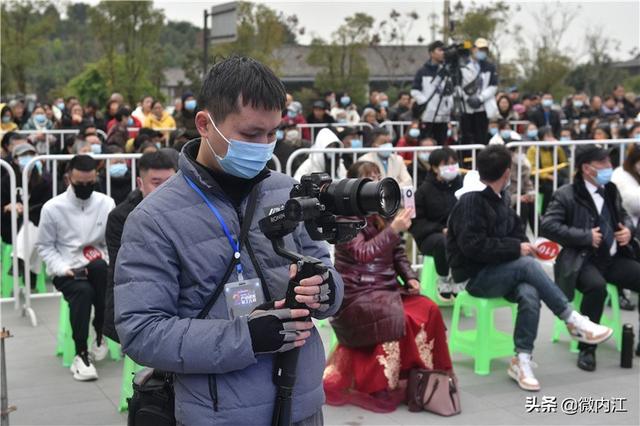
[
  {"left": 452, "top": 279, "right": 468, "bottom": 295},
  {"left": 90, "top": 338, "right": 108, "bottom": 362},
  {"left": 508, "top": 354, "right": 540, "bottom": 391},
  {"left": 437, "top": 276, "right": 454, "bottom": 301},
  {"left": 70, "top": 353, "right": 98, "bottom": 381},
  {"left": 566, "top": 311, "right": 613, "bottom": 345}
]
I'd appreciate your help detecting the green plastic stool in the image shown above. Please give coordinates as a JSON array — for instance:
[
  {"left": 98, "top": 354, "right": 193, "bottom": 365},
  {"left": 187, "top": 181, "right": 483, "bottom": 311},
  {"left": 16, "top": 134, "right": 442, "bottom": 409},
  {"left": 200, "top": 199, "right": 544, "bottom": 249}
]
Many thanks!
[
  {"left": 420, "top": 256, "right": 454, "bottom": 307},
  {"left": 551, "top": 283, "right": 622, "bottom": 352},
  {"left": 449, "top": 290, "right": 517, "bottom": 375},
  {"left": 119, "top": 356, "right": 145, "bottom": 411},
  {"left": 56, "top": 297, "right": 122, "bottom": 367},
  {"left": 0, "top": 243, "right": 46, "bottom": 297}
]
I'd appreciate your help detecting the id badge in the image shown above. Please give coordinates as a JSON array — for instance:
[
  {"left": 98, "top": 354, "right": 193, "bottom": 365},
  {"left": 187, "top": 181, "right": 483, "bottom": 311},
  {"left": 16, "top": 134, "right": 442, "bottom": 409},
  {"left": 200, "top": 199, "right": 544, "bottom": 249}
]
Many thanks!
[{"left": 224, "top": 278, "right": 265, "bottom": 319}]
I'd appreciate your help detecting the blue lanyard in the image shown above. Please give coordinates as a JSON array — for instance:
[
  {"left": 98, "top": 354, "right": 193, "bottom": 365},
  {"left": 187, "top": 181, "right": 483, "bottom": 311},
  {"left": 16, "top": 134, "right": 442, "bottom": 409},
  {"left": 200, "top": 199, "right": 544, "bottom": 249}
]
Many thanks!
[{"left": 184, "top": 175, "right": 244, "bottom": 279}]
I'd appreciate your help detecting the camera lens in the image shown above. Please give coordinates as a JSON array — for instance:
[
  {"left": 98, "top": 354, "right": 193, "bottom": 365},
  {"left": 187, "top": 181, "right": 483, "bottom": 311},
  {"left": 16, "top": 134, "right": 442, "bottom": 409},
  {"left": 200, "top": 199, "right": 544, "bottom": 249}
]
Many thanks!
[
  {"left": 359, "top": 178, "right": 401, "bottom": 218},
  {"left": 321, "top": 177, "right": 400, "bottom": 218}
]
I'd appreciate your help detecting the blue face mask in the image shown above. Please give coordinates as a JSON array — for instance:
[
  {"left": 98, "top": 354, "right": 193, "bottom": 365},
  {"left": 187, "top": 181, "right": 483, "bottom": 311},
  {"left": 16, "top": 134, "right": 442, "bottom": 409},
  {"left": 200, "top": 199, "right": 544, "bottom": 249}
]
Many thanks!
[
  {"left": 542, "top": 99, "right": 553, "bottom": 108},
  {"left": 57, "top": 102, "right": 65, "bottom": 111},
  {"left": 340, "top": 96, "right": 351, "bottom": 106},
  {"left": 573, "top": 100, "right": 584, "bottom": 108},
  {"left": 90, "top": 144, "right": 102, "bottom": 154},
  {"left": 634, "top": 133, "right": 640, "bottom": 141},
  {"left": 408, "top": 128, "right": 420, "bottom": 138},
  {"left": 275, "top": 129, "right": 284, "bottom": 140},
  {"left": 127, "top": 117, "right": 134, "bottom": 126},
  {"left": 447, "top": 128, "right": 452, "bottom": 137},
  {"left": 527, "top": 129, "right": 538, "bottom": 139},
  {"left": 109, "top": 163, "right": 128, "bottom": 177},
  {"left": 34, "top": 114, "right": 46, "bottom": 125},
  {"left": 184, "top": 99, "right": 197, "bottom": 111},
  {"left": 579, "top": 123, "right": 587, "bottom": 132},
  {"left": 489, "top": 127, "right": 498, "bottom": 136},
  {"left": 380, "top": 100, "right": 389, "bottom": 109},
  {"left": 560, "top": 136, "right": 571, "bottom": 141},
  {"left": 18, "top": 155, "right": 33, "bottom": 170},
  {"left": 475, "top": 50, "right": 487, "bottom": 61},
  {"left": 2, "top": 116, "right": 11, "bottom": 123},
  {"left": 377, "top": 142, "right": 393, "bottom": 159},
  {"left": 350, "top": 139, "right": 362, "bottom": 149},
  {"left": 593, "top": 167, "right": 613, "bottom": 186},
  {"left": 206, "top": 113, "right": 276, "bottom": 179},
  {"left": 418, "top": 152, "right": 430, "bottom": 162},
  {"left": 287, "top": 110, "right": 297, "bottom": 118},
  {"left": 500, "top": 130, "right": 511, "bottom": 140}
]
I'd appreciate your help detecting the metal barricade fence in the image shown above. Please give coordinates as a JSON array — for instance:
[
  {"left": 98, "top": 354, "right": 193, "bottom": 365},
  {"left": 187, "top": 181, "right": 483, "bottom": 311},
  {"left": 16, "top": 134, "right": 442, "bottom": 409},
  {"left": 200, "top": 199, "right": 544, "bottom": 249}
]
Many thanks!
[
  {"left": 285, "top": 144, "right": 486, "bottom": 270},
  {"left": 18, "top": 154, "right": 142, "bottom": 327},
  {"left": 506, "top": 138, "right": 635, "bottom": 238},
  {"left": 295, "top": 122, "right": 374, "bottom": 142},
  {"left": 0, "top": 160, "right": 21, "bottom": 312},
  {"left": 270, "top": 155, "right": 282, "bottom": 173}
]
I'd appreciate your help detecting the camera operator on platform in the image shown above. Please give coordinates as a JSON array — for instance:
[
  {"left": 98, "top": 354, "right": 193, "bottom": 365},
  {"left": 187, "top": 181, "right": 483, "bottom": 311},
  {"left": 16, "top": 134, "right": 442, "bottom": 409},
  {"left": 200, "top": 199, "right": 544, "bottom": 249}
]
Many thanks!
[
  {"left": 114, "top": 56, "right": 344, "bottom": 426},
  {"left": 460, "top": 38, "right": 499, "bottom": 145},
  {"left": 410, "top": 40, "right": 453, "bottom": 145}
]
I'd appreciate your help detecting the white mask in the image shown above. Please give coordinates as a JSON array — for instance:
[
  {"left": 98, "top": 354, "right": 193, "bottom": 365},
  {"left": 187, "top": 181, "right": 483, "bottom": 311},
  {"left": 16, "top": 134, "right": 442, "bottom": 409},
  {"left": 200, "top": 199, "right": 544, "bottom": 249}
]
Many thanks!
[{"left": 439, "top": 164, "right": 460, "bottom": 182}]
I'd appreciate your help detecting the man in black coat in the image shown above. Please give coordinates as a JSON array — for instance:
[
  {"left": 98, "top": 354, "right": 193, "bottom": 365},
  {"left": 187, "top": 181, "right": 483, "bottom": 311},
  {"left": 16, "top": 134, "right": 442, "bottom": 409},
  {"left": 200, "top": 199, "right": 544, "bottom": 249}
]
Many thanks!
[
  {"left": 541, "top": 144, "right": 640, "bottom": 370},
  {"left": 410, "top": 147, "right": 462, "bottom": 300},
  {"left": 102, "top": 151, "right": 176, "bottom": 343},
  {"left": 447, "top": 145, "right": 613, "bottom": 392},
  {"left": 529, "top": 93, "right": 562, "bottom": 138}
]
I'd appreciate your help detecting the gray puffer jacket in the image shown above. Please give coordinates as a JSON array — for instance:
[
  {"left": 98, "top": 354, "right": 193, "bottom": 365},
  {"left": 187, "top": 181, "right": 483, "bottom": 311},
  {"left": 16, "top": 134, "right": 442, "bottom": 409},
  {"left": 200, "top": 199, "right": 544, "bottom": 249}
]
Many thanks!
[{"left": 114, "top": 140, "right": 343, "bottom": 425}]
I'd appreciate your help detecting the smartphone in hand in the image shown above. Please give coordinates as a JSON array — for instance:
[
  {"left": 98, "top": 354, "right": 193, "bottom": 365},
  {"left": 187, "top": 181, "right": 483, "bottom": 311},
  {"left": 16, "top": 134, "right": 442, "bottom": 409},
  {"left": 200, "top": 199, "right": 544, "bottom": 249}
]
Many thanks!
[
  {"left": 72, "top": 267, "right": 88, "bottom": 281},
  {"left": 401, "top": 186, "right": 416, "bottom": 219}
]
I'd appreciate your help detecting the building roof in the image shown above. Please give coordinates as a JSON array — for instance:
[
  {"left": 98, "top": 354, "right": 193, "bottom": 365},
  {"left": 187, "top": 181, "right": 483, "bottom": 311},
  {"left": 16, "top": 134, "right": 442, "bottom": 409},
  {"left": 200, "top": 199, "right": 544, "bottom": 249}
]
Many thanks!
[
  {"left": 273, "top": 44, "right": 429, "bottom": 82},
  {"left": 162, "top": 44, "right": 430, "bottom": 87},
  {"left": 612, "top": 54, "right": 640, "bottom": 69}
]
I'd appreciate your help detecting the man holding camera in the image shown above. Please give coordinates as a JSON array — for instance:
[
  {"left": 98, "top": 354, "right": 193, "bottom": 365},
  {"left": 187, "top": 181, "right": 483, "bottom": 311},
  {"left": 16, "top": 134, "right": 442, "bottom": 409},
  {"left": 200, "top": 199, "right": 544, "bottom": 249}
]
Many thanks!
[
  {"left": 36, "top": 155, "right": 115, "bottom": 381},
  {"left": 114, "top": 57, "right": 343, "bottom": 425},
  {"left": 460, "top": 38, "right": 499, "bottom": 145},
  {"left": 411, "top": 40, "right": 453, "bottom": 145}
]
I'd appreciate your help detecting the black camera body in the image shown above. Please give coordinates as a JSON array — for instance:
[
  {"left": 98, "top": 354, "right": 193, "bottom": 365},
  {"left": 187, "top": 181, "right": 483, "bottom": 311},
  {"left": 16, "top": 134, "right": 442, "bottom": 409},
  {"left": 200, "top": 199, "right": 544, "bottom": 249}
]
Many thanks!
[{"left": 442, "top": 40, "right": 472, "bottom": 67}]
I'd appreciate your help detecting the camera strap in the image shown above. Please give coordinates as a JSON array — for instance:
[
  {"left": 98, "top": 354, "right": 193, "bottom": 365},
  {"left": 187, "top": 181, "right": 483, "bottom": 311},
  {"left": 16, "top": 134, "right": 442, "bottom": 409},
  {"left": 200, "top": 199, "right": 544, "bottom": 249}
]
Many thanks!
[{"left": 183, "top": 174, "right": 260, "bottom": 320}]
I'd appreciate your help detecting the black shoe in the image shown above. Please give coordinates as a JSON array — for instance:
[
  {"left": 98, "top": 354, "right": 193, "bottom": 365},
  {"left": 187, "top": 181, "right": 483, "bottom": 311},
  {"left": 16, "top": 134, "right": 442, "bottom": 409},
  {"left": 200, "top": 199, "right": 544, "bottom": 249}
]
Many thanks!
[
  {"left": 619, "top": 294, "right": 636, "bottom": 311},
  {"left": 577, "top": 347, "right": 596, "bottom": 372},
  {"left": 636, "top": 341, "right": 640, "bottom": 357}
]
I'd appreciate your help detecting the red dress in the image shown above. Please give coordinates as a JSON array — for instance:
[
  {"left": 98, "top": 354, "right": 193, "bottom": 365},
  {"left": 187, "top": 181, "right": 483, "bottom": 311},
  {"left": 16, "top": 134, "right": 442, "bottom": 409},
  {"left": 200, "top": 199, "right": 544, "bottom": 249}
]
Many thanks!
[{"left": 324, "top": 218, "right": 453, "bottom": 413}]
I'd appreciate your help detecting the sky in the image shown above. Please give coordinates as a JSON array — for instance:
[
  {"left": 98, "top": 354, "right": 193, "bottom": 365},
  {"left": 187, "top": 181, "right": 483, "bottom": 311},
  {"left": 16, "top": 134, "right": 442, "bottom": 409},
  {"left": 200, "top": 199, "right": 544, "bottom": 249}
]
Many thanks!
[{"left": 147, "top": 0, "right": 640, "bottom": 63}]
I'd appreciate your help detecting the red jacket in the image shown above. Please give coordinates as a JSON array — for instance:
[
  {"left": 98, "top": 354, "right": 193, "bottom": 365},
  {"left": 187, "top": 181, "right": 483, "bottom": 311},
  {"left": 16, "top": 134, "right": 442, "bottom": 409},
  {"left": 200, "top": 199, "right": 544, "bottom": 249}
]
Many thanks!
[{"left": 396, "top": 136, "right": 419, "bottom": 161}]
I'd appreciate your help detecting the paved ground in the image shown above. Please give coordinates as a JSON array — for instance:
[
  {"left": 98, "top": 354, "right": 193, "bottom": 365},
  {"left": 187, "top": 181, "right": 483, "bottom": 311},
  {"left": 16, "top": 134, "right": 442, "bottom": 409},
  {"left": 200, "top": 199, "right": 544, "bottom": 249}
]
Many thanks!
[{"left": 1, "top": 293, "right": 638, "bottom": 426}]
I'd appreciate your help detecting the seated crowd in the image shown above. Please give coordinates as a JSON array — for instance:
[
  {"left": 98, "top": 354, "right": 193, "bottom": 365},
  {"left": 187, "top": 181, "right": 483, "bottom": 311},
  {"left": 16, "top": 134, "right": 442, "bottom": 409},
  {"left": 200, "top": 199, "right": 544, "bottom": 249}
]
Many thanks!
[{"left": 1, "top": 71, "right": 639, "bottom": 416}]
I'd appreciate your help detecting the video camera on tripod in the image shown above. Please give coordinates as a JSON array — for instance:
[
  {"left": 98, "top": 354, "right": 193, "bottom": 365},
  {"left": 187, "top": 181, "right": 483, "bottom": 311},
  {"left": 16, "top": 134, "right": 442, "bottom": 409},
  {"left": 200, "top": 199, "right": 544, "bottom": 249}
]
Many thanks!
[{"left": 259, "top": 172, "right": 401, "bottom": 426}]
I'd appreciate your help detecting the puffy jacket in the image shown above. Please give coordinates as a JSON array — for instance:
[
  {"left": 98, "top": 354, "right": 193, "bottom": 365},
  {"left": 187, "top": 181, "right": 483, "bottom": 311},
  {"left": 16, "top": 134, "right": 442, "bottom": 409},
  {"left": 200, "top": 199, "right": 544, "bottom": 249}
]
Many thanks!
[
  {"left": 293, "top": 128, "right": 346, "bottom": 181},
  {"left": 410, "top": 60, "right": 452, "bottom": 123},
  {"left": 540, "top": 175, "right": 635, "bottom": 299},
  {"left": 359, "top": 152, "right": 413, "bottom": 188},
  {"left": 114, "top": 140, "right": 343, "bottom": 425},
  {"left": 143, "top": 111, "right": 177, "bottom": 130},
  {"left": 447, "top": 186, "right": 528, "bottom": 282},
  {"left": 411, "top": 172, "right": 462, "bottom": 251},
  {"left": 460, "top": 59, "right": 498, "bottom": 117},
  {"left": 331, "top": 217, "right": 417, "bottom": 347}
]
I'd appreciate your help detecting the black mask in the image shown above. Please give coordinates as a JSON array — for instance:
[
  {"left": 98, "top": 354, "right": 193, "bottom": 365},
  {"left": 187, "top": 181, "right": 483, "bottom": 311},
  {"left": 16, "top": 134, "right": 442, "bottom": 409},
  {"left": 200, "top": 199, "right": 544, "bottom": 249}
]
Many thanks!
[{"left": 72, "top": 182, "right": 95, "bottom": 200}]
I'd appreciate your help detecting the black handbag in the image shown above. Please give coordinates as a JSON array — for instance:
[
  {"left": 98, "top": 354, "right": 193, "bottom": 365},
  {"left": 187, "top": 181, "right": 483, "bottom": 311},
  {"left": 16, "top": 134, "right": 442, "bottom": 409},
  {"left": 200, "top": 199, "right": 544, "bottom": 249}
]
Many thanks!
[{"left": 127, "top": 187, "right": 260, "bottom": 425}]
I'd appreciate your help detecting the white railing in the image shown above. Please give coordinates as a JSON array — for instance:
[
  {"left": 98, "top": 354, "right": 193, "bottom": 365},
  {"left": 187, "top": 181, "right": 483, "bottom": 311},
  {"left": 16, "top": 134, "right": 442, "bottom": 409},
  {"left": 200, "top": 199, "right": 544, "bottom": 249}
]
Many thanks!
[
  {"left": 285, "top": 144, "right": 486, "bottom": 270},
  {"left": 0, "top": 160, "right": 21, "bottom": 313},
  {"left": 18, "top": 154, "right": 143, "bottom": 325},
  {"left": 295, "top": 122, "right": 374, "bottom": 142},
  {"left": 506, "top": 138, "right": 635, "bottom": 237}
]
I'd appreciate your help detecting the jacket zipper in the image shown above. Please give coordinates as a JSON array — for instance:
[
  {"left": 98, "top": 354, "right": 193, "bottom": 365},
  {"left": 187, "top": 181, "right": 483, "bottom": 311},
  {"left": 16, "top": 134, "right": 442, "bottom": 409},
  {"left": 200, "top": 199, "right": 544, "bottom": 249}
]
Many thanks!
[{"left": 208, "top": 375, "right": 218, "bottom": 412}]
